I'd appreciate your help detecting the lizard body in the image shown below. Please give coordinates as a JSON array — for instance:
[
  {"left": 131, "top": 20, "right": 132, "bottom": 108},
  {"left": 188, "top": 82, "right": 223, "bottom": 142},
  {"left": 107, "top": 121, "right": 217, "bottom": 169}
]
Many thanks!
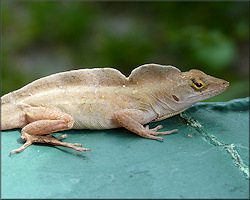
[{"left": 1, "top": 64, "right": 229, "bottom": 155}]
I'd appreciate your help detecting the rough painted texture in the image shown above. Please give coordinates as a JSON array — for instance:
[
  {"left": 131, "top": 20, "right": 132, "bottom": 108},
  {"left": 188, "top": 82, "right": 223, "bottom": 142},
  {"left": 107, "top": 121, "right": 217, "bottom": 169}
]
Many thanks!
[{"left": 1, "top": 64, "right": 229, "bottom": 154}]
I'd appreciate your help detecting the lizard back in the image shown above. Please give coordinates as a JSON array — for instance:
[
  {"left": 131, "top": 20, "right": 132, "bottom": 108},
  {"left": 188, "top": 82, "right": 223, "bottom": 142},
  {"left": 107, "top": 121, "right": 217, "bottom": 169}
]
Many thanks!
[
  {"left": 1, "top": 67, "right": 128, "bottom": 104},
  {"left": 2, "top": 64, "right": 181, "bottom": 104}
]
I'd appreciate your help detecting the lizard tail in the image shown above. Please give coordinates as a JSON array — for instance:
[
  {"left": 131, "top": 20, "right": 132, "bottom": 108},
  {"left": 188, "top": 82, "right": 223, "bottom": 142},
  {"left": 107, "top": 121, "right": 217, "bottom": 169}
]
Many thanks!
[{"left": 1, "top": 94, "right": 26, "bottom": 130}]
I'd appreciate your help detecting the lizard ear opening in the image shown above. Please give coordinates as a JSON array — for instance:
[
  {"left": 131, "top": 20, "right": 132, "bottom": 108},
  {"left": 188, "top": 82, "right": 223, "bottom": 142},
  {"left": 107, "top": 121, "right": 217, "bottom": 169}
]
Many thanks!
[{"left": 172, "top": 95, "right": 179, "bottom": 102}]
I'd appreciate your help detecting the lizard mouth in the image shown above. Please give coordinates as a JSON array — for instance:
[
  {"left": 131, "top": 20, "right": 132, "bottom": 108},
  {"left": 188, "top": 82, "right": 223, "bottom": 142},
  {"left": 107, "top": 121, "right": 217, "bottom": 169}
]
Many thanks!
[
  {"left": 204, "top": 80, "right": 229, "bottom": 98},
  {"left": 209, "top": 80, "right": 229, "bottom": 95}
]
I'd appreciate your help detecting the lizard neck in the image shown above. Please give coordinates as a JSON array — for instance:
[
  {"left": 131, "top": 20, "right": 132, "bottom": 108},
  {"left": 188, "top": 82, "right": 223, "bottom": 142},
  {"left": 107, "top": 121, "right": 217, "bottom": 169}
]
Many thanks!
[{"left": 146, "top": 85, "right": 193, "bottom": 120}]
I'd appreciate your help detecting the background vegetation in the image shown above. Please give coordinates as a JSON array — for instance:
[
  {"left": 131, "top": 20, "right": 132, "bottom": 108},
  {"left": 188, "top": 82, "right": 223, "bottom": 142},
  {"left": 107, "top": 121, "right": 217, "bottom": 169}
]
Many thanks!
[{"left": 2, "top": 1, "right": 249, "bottom": 101}]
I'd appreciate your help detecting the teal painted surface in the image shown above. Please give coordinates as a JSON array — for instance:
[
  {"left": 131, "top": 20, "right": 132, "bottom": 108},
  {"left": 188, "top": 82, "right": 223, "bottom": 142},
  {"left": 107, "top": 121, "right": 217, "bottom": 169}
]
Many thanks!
[{"left": 1, "top": 98, "right": 249, "bottom": 198}]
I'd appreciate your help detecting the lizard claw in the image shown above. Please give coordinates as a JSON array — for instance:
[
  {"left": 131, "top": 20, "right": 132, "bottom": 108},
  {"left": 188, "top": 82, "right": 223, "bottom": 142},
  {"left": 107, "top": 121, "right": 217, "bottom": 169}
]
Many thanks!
[{"left": 156, "top": 137, "right": 164, "bottom": 142}]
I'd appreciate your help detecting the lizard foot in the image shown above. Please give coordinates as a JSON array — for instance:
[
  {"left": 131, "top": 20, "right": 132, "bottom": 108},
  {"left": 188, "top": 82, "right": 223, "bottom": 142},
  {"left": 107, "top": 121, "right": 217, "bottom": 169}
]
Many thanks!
[
  {"left": 9, "top": 132, "right": 91, "bottom": 156},
  {"left": 144, "top": 125, "right": 178, "bottom": 141}
]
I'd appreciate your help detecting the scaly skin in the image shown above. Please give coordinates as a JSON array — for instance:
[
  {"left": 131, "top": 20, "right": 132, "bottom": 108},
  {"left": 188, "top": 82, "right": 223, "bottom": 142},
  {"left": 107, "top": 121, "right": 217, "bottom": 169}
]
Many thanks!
[{"left": 1, "top": 64, "right": 229, "bottom": 155}]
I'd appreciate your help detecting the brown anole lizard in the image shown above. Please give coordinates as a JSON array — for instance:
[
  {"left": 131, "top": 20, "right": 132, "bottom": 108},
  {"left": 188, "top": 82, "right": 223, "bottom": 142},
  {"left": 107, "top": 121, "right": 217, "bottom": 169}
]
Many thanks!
[{"left": 1, "top": 64, "right": 229, "bottom": 155}]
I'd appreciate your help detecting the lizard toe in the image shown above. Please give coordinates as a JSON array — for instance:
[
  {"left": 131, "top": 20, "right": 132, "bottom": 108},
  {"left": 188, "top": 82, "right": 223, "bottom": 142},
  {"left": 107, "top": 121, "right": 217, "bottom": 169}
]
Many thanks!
[
  {"left": 9, "top": 141, "right": 33, "bottom": 156},
  {"left": 57, "top": 134, "right": 67, "bottom": 140},
  {"left": 145, "top": 125, "right": 164, "bottom": 132},
  {"left": 74, "top": 147, "right": 91, "bottom": 152},
  {"left": 156, "top": 136, "right": 164, "bottom": 142}
]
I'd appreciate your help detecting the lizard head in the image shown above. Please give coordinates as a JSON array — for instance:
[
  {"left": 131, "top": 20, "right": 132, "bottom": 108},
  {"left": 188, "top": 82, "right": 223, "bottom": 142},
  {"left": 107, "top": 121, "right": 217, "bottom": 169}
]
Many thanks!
[
  {"left": 129, "top": 64, "right": 229, "bottom": 112},
  {"left": 168, "top": 69, "right": 229, "bottom": 109}
]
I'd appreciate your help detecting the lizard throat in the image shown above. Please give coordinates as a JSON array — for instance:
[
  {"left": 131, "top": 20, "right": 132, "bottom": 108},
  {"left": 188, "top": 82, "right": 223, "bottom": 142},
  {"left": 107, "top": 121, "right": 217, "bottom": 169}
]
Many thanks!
[{"left": 151, "top": 108, "right": 187, "bottom": 122}]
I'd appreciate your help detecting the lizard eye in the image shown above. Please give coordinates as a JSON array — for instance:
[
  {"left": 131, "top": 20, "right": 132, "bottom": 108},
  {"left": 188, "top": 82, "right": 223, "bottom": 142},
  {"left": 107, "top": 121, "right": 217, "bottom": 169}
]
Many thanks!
[{"left": 191, "top": 80, "right": 206, "bottom": 90}]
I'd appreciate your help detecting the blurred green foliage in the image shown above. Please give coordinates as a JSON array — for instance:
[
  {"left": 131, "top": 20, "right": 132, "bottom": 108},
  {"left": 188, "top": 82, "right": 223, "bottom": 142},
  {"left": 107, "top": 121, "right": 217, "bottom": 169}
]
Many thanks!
[{"left": 1, "top": 1, "right": 249, "bottom": 101}]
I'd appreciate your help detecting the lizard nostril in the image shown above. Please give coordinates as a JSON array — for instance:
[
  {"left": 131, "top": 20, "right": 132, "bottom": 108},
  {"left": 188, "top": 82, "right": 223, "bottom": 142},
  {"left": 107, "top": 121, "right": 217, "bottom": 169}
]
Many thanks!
[{"left": 223, "top": 81, "right": 229, "bottom": 87}]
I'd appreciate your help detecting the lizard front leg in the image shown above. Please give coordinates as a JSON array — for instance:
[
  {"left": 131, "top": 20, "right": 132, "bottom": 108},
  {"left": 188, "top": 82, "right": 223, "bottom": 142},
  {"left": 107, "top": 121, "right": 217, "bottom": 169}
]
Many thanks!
[
  {"left": 114, "top": 109, "right": 178, "bottom": 141},
  {"left": 10, "top": 106, "right": 90, "bottom": 156}
]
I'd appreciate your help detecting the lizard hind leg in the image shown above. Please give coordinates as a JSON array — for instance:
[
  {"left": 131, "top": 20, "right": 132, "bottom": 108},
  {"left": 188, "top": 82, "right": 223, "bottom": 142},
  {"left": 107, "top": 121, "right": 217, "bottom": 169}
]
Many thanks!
[{"left": 9, "top": 107, "right": 91, "bottom": 156}]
